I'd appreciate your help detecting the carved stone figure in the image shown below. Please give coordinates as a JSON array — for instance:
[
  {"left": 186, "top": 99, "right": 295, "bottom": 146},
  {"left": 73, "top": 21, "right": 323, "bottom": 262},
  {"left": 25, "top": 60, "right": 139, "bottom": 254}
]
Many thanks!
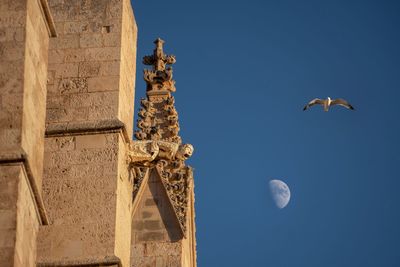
[
  {"left": 127, "top": 141, "right": 159, "bottom": 165},
  {"left": 176, "top": 144, "right": 194, "bottom": 160},
  {"left": 157, "top": 141, "right": 194, "bottom": 161},
  {"left": 127, "top": 140, "right": 194, "bottom": 165}
]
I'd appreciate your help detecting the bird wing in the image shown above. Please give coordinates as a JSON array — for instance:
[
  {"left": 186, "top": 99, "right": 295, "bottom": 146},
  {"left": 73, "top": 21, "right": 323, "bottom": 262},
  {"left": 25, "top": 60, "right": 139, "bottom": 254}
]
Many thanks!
[
  {"left": 331, "top": 99, "right": 354, "bottom": 110},
  {"left": 303, "top": 98, "right": 324, "bottom": 110}
]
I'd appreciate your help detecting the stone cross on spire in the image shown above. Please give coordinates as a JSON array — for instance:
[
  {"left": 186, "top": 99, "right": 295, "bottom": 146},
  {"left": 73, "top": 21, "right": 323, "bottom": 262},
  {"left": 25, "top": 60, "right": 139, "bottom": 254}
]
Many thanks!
[
  {"left": 142, "top": 38, "right": 176, "bottom": 93},
  {"left": 143, "top": 38, "right": 176, "bottom": 71}
]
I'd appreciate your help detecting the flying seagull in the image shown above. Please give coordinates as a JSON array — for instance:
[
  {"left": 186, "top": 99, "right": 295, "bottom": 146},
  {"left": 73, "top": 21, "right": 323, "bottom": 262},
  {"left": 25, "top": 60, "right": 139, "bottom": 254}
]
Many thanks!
[{"left": 303, "top": 97, "right": 354, "bottom": 111}]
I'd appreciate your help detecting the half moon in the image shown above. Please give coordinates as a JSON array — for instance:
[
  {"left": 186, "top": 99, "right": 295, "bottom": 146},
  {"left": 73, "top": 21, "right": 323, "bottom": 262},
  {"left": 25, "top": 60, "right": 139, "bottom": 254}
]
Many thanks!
[{"left": 269, "top": 179, "right": 291, "bottom": 209}]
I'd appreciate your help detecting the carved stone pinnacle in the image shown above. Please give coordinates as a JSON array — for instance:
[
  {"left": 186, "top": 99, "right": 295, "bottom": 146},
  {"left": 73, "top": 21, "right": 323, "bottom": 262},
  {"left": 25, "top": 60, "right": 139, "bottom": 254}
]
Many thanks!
[{"left": 131, "top": 39, "right": 195, "bottom": 236}]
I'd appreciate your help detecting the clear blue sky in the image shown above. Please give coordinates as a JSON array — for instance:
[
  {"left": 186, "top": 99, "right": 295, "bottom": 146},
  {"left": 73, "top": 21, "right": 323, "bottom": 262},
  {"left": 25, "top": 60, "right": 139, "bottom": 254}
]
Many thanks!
[{"left": 131, "top": 1, "right": 400, "bottom": 266}]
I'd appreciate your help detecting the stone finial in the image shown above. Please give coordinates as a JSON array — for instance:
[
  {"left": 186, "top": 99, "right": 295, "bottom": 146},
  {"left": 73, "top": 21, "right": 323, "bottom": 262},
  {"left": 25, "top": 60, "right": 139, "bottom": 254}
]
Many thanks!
[
  {"left": 136, "top": 39, "right": 181, "bottom": 143},
  {"left": 142, "top": 38, "right": 176, "bottom": 93},
  {"left": 143, "top": 38, "right": 176, "bottom": 71}
]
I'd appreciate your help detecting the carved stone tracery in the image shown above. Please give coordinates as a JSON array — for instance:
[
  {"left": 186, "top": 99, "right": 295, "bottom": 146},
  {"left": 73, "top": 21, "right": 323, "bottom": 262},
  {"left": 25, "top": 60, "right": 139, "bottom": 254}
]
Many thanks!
[
  {"left": 128, "top": 38, "right": 194, "bottom": 236},
  {"left": 156, "top": 160, "right": 193, "bottom": 233}
]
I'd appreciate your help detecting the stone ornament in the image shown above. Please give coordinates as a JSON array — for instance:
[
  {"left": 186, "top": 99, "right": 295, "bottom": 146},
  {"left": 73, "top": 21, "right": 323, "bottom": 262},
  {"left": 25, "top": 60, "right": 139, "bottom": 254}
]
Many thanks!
[
  {"left": 127, "top": 141, "right": 193, "bottom": 165},
  {"left": 156, "top": 160, "right": 193, "bottom": 234},
  {"left": 128, "top": 39, "right": 194, "bottom": 236},
  {"left": 127, "top": 141, "right": 159, "bottom": 164},
  {"left": 142, "top": 38, "right": 176, "bottom": 92}
]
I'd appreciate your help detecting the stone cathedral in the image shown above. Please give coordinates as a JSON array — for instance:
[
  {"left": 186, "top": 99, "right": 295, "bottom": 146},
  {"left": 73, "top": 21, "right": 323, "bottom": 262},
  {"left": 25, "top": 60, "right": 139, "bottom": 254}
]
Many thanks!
[{"left": 0, "top": 1, "right": 197, "bottom": 266}]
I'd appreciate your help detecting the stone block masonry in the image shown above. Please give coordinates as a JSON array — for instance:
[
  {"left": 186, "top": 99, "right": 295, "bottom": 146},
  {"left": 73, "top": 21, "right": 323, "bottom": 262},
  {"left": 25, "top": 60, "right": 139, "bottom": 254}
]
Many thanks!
[
  {"left": 37, "top": 0, "right": 137, "bottom": 266},
  {"left": 37, "top": 133, "right": 132, "bottom": 266},
  {"left": 130, "top": 168, "right": 197, "bottom": 267},
  {"left": 131, "top": 170, "right": 183, "bottom": 267},
  {"left": 0, "top": 165, "right": 40, "bottom": 267},
  {"left": 45, "top": 0, "right": 137, "bottom": 137},
  {"left": 1, "top": 1, "right": 197, "bottom": 266},
  {"left": 0, "top": 0, "right": 55, "bottom": 266}
]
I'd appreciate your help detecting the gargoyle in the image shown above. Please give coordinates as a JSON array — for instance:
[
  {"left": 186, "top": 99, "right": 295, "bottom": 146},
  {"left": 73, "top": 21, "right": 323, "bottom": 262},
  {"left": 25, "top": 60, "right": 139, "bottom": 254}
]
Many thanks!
[
  {"left": 127, "top": 141, "right": 159, "bottom": 165},
  {"left": 127, "top": 140, "right": 194, "bottom": 166}
]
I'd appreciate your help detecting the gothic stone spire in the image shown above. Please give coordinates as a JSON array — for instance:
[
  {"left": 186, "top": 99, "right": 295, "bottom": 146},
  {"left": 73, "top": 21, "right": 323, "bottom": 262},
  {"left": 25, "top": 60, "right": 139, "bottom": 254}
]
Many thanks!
[{"left": 130, "top": 39, "right": 194, "bottom": 235}]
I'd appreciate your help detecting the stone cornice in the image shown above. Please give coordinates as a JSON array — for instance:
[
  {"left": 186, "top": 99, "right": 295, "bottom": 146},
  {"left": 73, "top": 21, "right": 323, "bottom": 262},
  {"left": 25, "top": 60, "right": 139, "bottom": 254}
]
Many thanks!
[
  {"left": 38, "top": 0, "right": 57, "bottom": 37},
  {"left": 0, "top": 149, "right": 49, "bottom": 225},
  {"left": 37, "top": 255, "right": 121, "bottom": 267},
  {"left": 45, "top": 119, "right": 131, "bottom": 144}
]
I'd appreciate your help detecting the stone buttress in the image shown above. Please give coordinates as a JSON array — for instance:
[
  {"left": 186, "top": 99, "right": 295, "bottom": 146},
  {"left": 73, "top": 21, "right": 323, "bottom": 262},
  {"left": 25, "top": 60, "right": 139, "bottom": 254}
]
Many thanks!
[
  {"left": 36, "top": 1, "right": 137, "bottom": 266},
  {"left": 0, "top": 1, "right": 56, "bottom": 266}
]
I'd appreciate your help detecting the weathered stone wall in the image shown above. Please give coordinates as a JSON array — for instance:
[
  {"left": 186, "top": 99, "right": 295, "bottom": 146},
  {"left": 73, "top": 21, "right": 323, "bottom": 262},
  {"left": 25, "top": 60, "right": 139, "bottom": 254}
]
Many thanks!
[
  {"left": 13, "top": 164, "right": 41, "bottom": 266},
  {"left": 37, "top": 0, "right": 137, "bottom": 266},
  {"left": 37, "top": 133, "right": 122, "bottom": 263},
  {"left": 22, "top": 0, "right": 52, "bottom": 192},
  {"left": 0, "top": 166, "right": 18, "bottom": 265},
  {"left": 37, "top": 134, "right": 134, "bottom": 266},
  {"left": 0, "top": 0, "right": 54, "bottom": 266},
  {"left": 118, "top": 0, "right": 137, "bottom": 138},
  {"left": 0, "top": 165, "right": 40, "bottom": 267},
  {"left": 0, "top": 0, "right": 51, "bottom": 192},
  {"left": 1, "top": 0, "right": 198, "bottom": 266},
  {"left": 0, "top": 1, "right": 27, "bottom": 154},
  {"left": 45, "top": 0, "right": 136, "bottom": 131},
  {"left": 131, "top": 169, "right": 185, "bottom": 267},
  {"left": 115, "top": 131, "right": 134, "bottom": 266}
]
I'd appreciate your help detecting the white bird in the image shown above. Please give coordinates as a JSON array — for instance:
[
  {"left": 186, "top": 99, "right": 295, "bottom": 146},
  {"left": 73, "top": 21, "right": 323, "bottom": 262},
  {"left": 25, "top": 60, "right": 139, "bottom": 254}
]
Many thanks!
[{"left": 303, "top": 97, "right": 354, "bottom": 111}]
